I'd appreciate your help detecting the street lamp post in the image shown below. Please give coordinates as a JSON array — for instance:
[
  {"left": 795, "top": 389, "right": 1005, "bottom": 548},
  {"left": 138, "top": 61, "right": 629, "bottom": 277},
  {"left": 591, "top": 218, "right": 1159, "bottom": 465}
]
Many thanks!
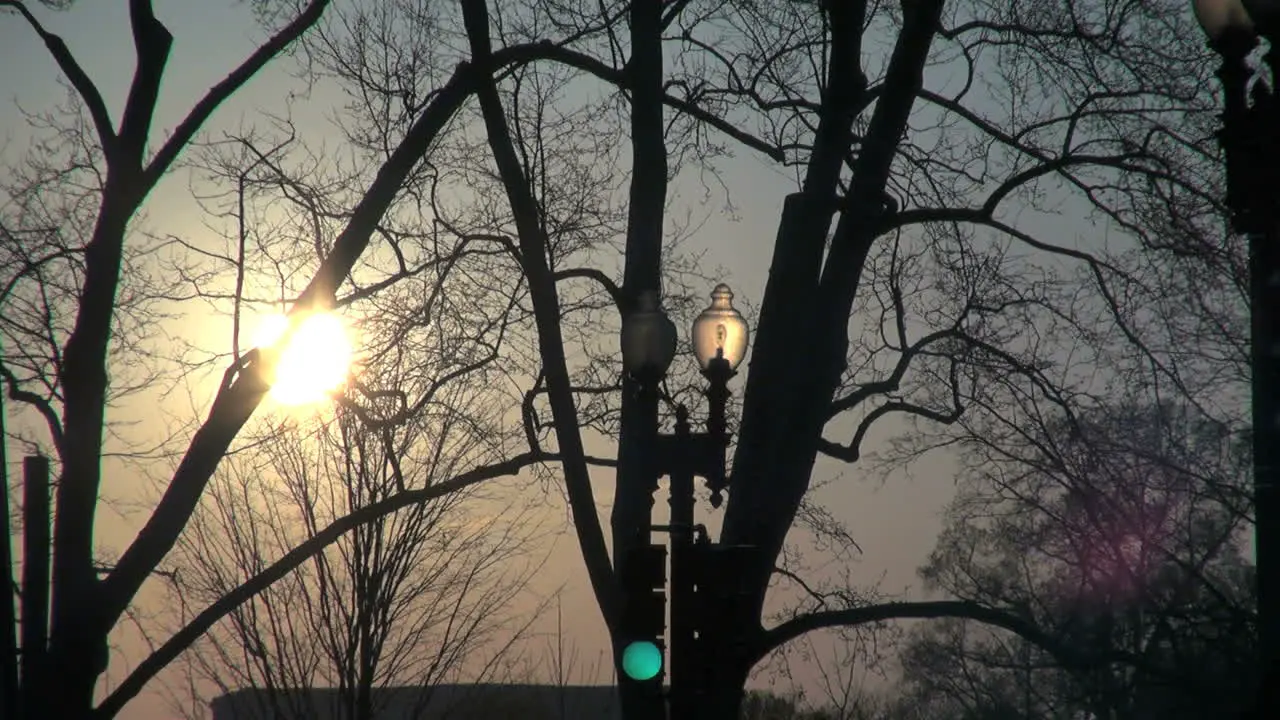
[
  {"left": 1191, "top": 1, "right": 1280, "bottom": 715},
  {"left": 620, "top": 284, "right": 750, "bottom": 719}
]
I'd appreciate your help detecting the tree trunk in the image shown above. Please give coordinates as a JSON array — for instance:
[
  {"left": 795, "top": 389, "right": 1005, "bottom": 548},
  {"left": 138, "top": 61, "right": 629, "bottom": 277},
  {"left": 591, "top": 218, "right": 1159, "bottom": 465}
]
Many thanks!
[
  {"left": 695, "top": 639, "right": 750, "bottom": 720},
  {"left": 26, "top": 656, "right": 101, "bottom": 720},
  {"left": 700, "top": 679, "right": 746, "bottom": 720},
  {"left": 37, "top": 587, "right": 109, "bottom": 719}
]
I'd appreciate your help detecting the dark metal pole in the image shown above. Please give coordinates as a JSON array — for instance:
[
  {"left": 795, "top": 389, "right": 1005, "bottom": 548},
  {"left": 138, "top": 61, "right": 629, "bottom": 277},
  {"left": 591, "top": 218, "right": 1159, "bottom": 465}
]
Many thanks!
[
  {"left": 618, "top": 372, "right": 666, "bottom": 710},
  {"left": 19, "top": 456, "right": 50, "bottom": 718},
  {"left": 1249, "top": 58, "right": 1280, "bottom": 720},
  {"left": 668, "top": 407, "right": 696, "bottom": 720},
  {"left": 0, "top": 392, "right": 17, "bottom": 719},
  {"left": 1252, "top": 228, "right": 1280, "bottom": 717},
  {"left": 669, "top": 361, "right": 734, "bottom": 719},
  {"left": 1209, "top": 27, "right": 1279, "bottom": 717},
  {"left": 1245, "top": 46, "right": 1280, "bottom": 702},
  {"left": 702, "top": 358, "right": 733, "bottom": 508},
  {"left": 635, "top": 376, "right": 662, "bottom": 547}
]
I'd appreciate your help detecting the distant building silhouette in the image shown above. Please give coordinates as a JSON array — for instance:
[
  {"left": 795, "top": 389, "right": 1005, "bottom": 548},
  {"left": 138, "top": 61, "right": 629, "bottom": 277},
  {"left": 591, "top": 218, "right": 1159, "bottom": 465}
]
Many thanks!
[{"left": 209, "top": 684, "right": 622, "bottom": 720}]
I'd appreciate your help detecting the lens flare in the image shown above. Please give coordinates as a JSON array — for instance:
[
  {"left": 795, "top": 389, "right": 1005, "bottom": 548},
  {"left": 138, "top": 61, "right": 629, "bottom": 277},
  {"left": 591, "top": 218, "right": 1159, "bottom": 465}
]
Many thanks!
[{"left": 252, "top": 312, "right": 353, "bottom": 406}]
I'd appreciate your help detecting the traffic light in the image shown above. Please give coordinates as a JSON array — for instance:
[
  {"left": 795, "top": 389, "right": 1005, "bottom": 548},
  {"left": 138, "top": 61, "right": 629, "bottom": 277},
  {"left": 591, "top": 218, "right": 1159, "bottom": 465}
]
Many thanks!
[
  {"left": 691, "top": 544, "right": 757, "bottom": 649},
  {"left": 621, "top": 638, "right": 662, "bottom": 681},
  {"left": 618, "top": 543, "right": 667, "bottom": 683}
]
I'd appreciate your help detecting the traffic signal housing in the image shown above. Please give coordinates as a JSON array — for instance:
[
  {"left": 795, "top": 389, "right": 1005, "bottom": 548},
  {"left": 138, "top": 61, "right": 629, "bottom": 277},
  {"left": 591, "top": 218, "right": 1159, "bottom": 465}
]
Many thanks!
[
  {"left": 618, "top": 543, "right": 668, "bottom": 683},
  {"left": 691, "top": 544, "right": 757, "bottom": 650}
]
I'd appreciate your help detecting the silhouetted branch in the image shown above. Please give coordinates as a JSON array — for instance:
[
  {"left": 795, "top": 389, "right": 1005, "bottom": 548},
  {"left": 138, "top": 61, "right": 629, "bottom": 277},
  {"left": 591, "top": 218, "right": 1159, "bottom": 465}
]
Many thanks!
[
  {"left": 0, "top": 362, "right": 64, "bottom": 455},
  {"left": 0, "top": 1, "right": 116, "bottom": 149},
  {"left": 96, "top": 450, "right": 546, "bottom": 718},
  {"left": 753, "top": 599, "right": 1150, "bottom": 674},
  {"left": 142, "top": 0, "right": 332, "bottom": 185}
]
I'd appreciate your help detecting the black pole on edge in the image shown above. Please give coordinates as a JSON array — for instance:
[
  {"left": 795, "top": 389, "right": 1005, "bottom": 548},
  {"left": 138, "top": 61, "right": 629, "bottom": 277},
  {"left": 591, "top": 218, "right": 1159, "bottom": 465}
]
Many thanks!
[
  {"left": 619, "top": 371, "right": 666, "bottom": 714},
  {"left": 19, "top": 455, "right": 50, "bottom": 719},
  {"left": 1252, "top": 228, "right": 1280, "bottom": 718},
  {"left": 0, "top": 391, "right": 16, "bottom": 718},
  {"left": 667, "top": 407, "right": 696, "bottom": 720},
  {"left": 1210, "top": 27, "right": 1280, "bottom": 717},
  {"left": 1254, "top": 37, "right": 1280, "bottom": 720}
]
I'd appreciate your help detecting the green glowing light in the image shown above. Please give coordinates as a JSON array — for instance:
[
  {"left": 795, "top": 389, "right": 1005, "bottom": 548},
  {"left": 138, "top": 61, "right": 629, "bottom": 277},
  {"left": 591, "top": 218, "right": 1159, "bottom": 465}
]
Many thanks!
[{"left": 621, "top": 640, "right": 662, "bottom": 681}]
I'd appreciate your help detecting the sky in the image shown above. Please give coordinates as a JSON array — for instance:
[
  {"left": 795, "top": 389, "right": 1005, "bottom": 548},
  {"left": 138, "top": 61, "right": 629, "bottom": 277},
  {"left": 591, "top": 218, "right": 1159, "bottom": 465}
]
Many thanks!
[{"left": 0, "top": 2, "right": 973, "bottom": 717}]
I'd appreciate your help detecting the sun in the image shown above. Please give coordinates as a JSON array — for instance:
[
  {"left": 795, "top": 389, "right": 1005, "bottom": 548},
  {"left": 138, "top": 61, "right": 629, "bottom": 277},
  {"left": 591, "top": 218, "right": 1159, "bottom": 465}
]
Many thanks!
[{"left": 251, "top": 311, "right": 354, "bottom": 406}]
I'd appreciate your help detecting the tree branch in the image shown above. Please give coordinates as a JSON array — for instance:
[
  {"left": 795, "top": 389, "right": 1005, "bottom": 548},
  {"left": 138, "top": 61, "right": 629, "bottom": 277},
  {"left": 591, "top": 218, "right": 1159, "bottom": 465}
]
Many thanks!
[
  {"left": 720, "top": 0, "right": 871, "bottom": 578},
  {"left": 818, "top": 396, "right": 964, "bottom": 462},
  {"left": 100, "top": 36, "right": 569, "bottom": 629},
  {"left": 826, "top": 327, "right": 960, "bottom": 419},
  {"left": 142, "top": 0, "right": 332, "bottom": 186},
  {"left": 753, "top": 600, "right": 1110, "bottom": 672},
  {"left": 0, "top": 362, "right": 65, "bottom": 456},
  {"left": 0, "top": 1, "right": 116, "bottom": 150},
  {"left": 536, "top": 43, "right": 784, "bottom": 162},
  {"left": 116, "top": 0, "right": 172, "bottom": 163},
  {"left": 659, "top": 0, "right": 694, "bottom": 31},
  {"left": 94, "top": 451, "right": 546, "bottom": 718},
  {"left": 552, "top": 267, "right": 623, "bottom": 312},
  {"left": 459, "top": 0, "right": 621, "bottom": 629},
  {"left": 822, "top": 339, "right": 965, "bottom": 461},
  {"left": 890, "top": 207, "right": 1126, "bottom": 275}
]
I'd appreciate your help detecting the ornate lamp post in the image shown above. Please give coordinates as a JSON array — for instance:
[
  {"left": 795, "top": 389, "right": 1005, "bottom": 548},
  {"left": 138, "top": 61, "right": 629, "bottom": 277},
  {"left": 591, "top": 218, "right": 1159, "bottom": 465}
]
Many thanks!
[
  {"left": 1191, "top": 1, "right": 1279, "bottom": 714},
  {"left": 688, "top": 284, "right": 750, "bottom": 508},
  {"left": 619, "top": 284, "right": 749, "bottom": 718}
]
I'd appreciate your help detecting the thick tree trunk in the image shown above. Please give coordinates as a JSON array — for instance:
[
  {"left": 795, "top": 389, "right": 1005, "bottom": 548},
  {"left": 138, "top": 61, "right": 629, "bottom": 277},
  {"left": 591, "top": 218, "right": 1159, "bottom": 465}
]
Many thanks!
[
  {"left": 700, "top": 675, "right": 748, "bottom": 720},
  {"left": 717, "top": 3, "right": 947, "bottom": 705},
  {"left": 25, "top": 656, "right": 101, "bottom": 720},
  {"left": 51, "top": 630, "right": 108, "bottom": 718},
  {"left": 692, "top": 632, "right": 752, "bottom": 720}
]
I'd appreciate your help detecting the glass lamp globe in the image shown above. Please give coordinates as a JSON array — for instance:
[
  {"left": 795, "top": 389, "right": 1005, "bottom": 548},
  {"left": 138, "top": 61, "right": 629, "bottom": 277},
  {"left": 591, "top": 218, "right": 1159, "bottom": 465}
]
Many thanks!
[
  {"left": 691, "top": 283, "right": 749, "bottom": 371},
  {"left": 1193, "top": 0, "right": 1255, "bottom": 39},
  {"left": 620, "top": 290, "right": 678, "bottom": 379}
]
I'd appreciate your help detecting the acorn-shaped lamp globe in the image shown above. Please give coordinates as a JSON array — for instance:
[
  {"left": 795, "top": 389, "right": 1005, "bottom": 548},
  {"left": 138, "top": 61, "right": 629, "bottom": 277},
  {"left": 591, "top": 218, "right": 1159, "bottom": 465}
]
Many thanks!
[{"left": 691, "top": 284, "right": 748, "bottom": 372}]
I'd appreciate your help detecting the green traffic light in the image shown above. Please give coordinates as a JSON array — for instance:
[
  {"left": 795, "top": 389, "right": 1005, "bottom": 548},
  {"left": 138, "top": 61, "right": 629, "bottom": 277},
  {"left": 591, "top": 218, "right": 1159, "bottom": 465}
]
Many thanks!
[{"left": 621, "top": 640, "right": 662, "bottom": 680}]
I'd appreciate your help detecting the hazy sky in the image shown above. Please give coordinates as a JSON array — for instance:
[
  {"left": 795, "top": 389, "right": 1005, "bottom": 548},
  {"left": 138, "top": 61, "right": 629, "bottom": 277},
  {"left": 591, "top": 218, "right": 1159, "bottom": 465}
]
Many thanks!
[{"left": 1, "top": 2, "right": 966, "bottom": 717}]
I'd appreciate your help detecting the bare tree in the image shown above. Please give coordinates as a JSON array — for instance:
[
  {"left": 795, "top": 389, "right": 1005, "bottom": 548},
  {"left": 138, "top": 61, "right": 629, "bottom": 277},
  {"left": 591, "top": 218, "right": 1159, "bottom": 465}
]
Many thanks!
[
  {"left": 763, "top": 629, "right": 892, "bottom": 720},
  {"left": 889, "top": 396, "right": 1253, "bottom": 719},
  {"left": 2, "top": 1, "right": 1242, "bottom": 719},
  {"left": 165, "top": 401, "right": 545, "bottom": 720},
  {"left": 0, "top": 1, "right": 586, "bottom": 717},
  {"left": 445, "top": 0, "right": 1236, "bottom": 717},
  {"left": 499, "top": 598, "right": 615, "bottom": 719}
]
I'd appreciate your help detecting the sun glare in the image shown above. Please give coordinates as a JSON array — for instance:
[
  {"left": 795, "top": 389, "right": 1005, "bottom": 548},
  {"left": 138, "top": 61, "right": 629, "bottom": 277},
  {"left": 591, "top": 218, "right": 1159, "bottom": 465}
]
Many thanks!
[{"left": 252, "top": 312, "right": 354, "bottom": 406}]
